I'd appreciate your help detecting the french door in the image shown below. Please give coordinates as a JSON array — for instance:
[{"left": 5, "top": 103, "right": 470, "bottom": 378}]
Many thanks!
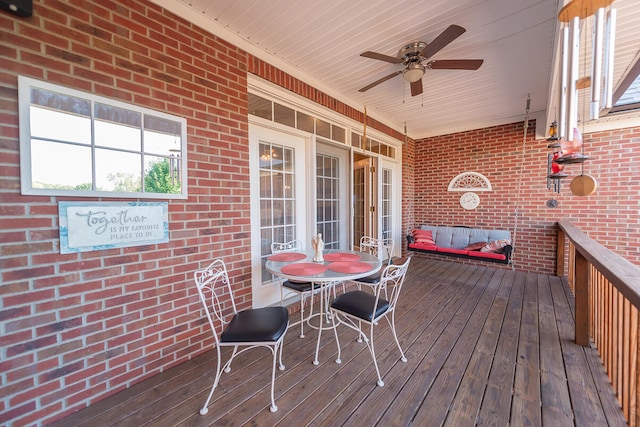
[
  {"left": 353, "top": 155, "right": 399, "bottom": 257},
  {"left": 249, "top": 125, "right": 308, "bottom": 307},
  {"left": 316, "top": 142, "right": 349, "bottom": 250}
]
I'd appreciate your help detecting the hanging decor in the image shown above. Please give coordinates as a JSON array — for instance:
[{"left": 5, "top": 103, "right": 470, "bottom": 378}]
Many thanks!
[
  {"left": 547, "top": 120, "right": 567, "bottom": 194},
  {"left": 557, "top": 0, "right": 616, "bottom": 138},
  {"left": 552, "top": 0, "right": 612, "bottom": 196}
]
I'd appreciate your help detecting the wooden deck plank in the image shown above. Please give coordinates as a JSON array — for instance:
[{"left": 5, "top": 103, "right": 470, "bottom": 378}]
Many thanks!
[
  {"left": 412, "top": 265, "right": 506, "bottom": 426},
  {"left": 477, "top": 269, "right": 526, "bottom": 426},
  {"left": 510, "top": 272, "right": 542, "bottom": 427},
  {"left": 549, "top": 274, "right": 609, "bottom": 426},
  {"left": 50, "top": 258, "right": 627, "bottom": 427},
  {"left": 285, "top": 261, "right": 479, "bottom": 427},
  {"left": 374, "top": 266, "right": 500, "bottom": 426},
  {"left": 537, "top": 273, "right": 575, "bottom": 426},
  {"left": 301, "top": 261, "right": 467, "bottom": 426},
  {"left": 443, "top": 269, "right": 517, "bottom": 426}
]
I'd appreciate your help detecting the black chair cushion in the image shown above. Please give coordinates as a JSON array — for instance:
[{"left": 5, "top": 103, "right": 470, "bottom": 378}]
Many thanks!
[
  {"left": 354, "top": 269, "right": 382, "bottom": 285},
  {"left": 283, "top": 280, "right": 314, "bottom": 293},
  {"left": 221, "top": 306, "right": 289, "bottom": 342},
  {"left": 354, "top": 259, "right": 392, "bottom": 285},
  {"left": 331, "top": 290, "right": 389, "bottom": 322}
]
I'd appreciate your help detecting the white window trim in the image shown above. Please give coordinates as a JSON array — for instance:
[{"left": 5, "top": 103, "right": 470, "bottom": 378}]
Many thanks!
[{"left": 18, "top": 76, "right": 188, "bottom": 199}]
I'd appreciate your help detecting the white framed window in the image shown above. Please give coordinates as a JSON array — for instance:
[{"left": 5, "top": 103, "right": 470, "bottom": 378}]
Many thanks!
[{"left": 18, "top": 76, "right": 188, "bottom": 199}]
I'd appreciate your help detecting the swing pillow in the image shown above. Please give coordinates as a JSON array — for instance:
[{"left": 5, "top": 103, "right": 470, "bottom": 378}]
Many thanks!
[
  {"left": 463, "top": 242, "right": 486, "bottom": 251},
  {"left": 480, "top": 239, "right": 511, "bottom": 254}
]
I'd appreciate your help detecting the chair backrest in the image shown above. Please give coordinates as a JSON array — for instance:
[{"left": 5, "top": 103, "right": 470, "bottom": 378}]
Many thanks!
[
  {"left": 377, "top": 255, "right": 412, "bottom": 310},
  {"left": 193, "top": 259, "right": 238, "bottom": 342},
  {"left": 359, "top": 236, "right": 394, "bottom": 266},
  {"left": 271, "top": 239, "right": 303, "bottom": 254}
]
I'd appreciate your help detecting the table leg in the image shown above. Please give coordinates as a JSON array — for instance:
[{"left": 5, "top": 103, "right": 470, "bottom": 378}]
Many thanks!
[{"left": 313, "top": 280, "right": 340, "bottom": 365}]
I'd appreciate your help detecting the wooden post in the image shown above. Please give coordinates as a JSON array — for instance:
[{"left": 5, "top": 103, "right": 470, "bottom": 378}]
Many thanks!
[
  {"left": 575, "top": 250, "right": 590, "bottom": 346},
  {"left": 557, "top": 227, "right": 566, "bottom": 276}
]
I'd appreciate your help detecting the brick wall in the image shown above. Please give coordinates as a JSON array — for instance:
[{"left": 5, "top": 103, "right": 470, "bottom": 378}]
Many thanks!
[
  {"left": 0, "top": 1, "right": 253, "bottom": 425},
  {"left": 0, "top": 1, "right": 403, "bottom": 426},
  {"left": 413, "top": 122, "right": 640, "bottom": 273}
]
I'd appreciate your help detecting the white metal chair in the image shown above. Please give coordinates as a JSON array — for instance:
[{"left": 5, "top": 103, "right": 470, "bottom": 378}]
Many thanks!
[
  {"left": 271, "top": 240, "right": 319, "bottom": 338},
  {"left": 194, "top": 259, "right": 289, "bottom": 414},
  {"left": 352, "top": 236, "right": 395, "bottom": 290},
  {"left": 330, "top": 255, "right": 412, "bottom": 387}
]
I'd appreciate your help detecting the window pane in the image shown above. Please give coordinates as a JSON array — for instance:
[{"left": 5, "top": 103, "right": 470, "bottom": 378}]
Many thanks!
[
  {"left": 316, "top": 118, "right": 330, "bottom": 138},
  {"left": 260, "top": 200, "right": 272, "bottom": 227},
  {"left": 31, "top": 140, "right": 92, "bottom": 190},
  {"left": 273, "top": 200, "right": 284, "bottom": 225},
  {"left": 30, "top": 106, "right": 91, "bottom": 145},
  {"left": 284, "top": 173, "right": 293, "bottom": 198},
  {"left": 274, "top": 103, "right": 295, "bottom": 127},
  {"left": 95, "top": 103, "right": 141, "bottom": 127},
  {"left": 297, "top": 111, "right": 314, "bottom": 132},
  {"left": 95, "top": 120, "right": 141, "bottom": 151},
  {"left": 260, "top": 170, "right": 272, "bottom": 198},
  {"left": 95, "top": 149, "right": 142, "bottom": 192},
  {"left": 332, "top": 125, "right": 345, "bottom": 143},
  {"left": 248, "top": 93, "right": 272, "bottom": 120},
  {"left": 272, "top": 171, "right": 284, "bottom": 198},
  {"left": 31, "top": 87, "right": 90, "bottom": 115},
  {"left": 272, "top": 145, "right": 284, "bottom": 171},
  {"left": 144, "top": 130, "right": 181, "bottom": 157},
  {"left": 282, "top": 147, "right": 294, "bottom": 172},
  {"left": 144, "top": 156, "right": 181, "bottom": 194}
]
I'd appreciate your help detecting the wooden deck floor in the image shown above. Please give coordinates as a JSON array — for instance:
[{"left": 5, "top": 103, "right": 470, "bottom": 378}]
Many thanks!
[{"left": 51, "top": 257, "right": 626, "bottom": 427}]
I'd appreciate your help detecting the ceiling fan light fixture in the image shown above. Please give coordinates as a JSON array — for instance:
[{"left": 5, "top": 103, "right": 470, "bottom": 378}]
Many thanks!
[{"left": 403, "top": 63, "right": 425, "bottom": 83}]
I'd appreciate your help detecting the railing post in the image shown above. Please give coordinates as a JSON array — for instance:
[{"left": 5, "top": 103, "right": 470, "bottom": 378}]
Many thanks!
[
  {"left": 557, "top": 226, "right": 566, "bottom": 276},
  {"left": 575, "top": 249, "right": 590, "bottom": 346}
]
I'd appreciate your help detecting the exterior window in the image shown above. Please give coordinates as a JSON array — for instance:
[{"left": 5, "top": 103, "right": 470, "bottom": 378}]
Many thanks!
[{"left": 18, "top": 76, "right": 187, "bottom": 199}]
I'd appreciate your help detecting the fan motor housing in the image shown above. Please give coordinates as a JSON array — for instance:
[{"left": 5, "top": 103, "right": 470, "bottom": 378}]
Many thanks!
[{"left": 399, "top": 41, "right": 427, "bottom": 63}]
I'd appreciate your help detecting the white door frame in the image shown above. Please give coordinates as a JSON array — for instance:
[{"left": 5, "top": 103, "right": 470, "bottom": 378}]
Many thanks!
[
  {"left": 249, "top": 123, "right": 312, "bottom": 307},
  {"left": 316, "top": 141, "right": 350, "bottom": 249}
]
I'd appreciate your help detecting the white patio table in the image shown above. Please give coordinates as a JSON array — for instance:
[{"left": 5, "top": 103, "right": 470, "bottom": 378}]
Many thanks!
[{"left": 266, "top": 249, "right": 382, "bottom": 365}]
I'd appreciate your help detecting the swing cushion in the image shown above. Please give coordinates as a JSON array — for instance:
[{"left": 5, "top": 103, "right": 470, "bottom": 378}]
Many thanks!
[{"left": 407, "top": 225, "right": 512, "bottom": 264}]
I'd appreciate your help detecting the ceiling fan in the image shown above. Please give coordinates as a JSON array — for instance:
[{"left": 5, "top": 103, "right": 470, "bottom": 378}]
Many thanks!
[{"left": 359, "top": 24, "right": 484, "bottom": 97}]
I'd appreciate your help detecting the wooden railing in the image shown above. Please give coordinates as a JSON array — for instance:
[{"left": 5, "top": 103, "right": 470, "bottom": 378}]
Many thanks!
[{"left": 557, "top": 220, "right": 640, "bottom": 426}]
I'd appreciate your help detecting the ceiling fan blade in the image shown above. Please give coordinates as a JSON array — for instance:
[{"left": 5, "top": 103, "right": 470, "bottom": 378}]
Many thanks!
[
  {"left": 410, "top": 79, "right": 423, "bottom": 97},
  {"left": 359, "top": 71, "right": 402, "bottom": 92},
  {"left": 427, "top": 59, "right": 484, "bottom": 70},
  {"left": 420, "top": 24, "right": 466, "bottom": 59},
  {"left": 360, "top": 51, "right": 403, "bottom": 64}
]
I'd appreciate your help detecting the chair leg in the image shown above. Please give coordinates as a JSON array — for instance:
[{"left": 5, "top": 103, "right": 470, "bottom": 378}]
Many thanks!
[
  {"left": 366, "top": 324, "right": 385, "bottom": 387},
  {"left": 298, "top": 293, "right": 306, "bottom": 338},
  {"left": 269, "top": 342, "right": 281, "bottom": 413},
  {"left": 331, "top": 309, "right": 342, "bottom": 364},
  {"left": 199, "top": 346, "right": 224, "bottom": 415},
  {"left": 389, "top": 312, "right": 407, "bottom": 363}
]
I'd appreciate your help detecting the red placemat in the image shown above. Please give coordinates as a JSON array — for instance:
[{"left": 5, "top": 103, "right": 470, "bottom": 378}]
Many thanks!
[
  {"left": 327, "top": 261, "right": 373, "bottom": 274},
  {"left": 323, "top": 252, "right": 361, "bottom": 262},
  {"left": 268, "top": 252, "right": 306, "bottom": 262},
  {"left": 281, "top": 263, "right": 328, "bottom": 276}
]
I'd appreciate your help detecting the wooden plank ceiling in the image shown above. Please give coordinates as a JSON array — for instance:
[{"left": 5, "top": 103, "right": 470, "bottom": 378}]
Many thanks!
[{"left": 155, "top": 0, "right": 640, "bottom": 139}]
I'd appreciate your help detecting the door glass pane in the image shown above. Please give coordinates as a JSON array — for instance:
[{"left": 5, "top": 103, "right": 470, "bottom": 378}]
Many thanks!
[
  {"left": 382, "top": 168, "right": 392, "bottom": 241},
  {"left": 353, "top": 167, "right": 365, "bottom": 247},
  {"left": 260, "top": 140, "right": 296, "bottom": 283},
  {"left": 316, "top": 153, "right": 340, "bottom": 249}
]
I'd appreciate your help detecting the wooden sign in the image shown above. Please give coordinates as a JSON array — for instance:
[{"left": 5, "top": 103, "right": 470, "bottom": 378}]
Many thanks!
[{"left": 59, "top": 202, "right": 169, "bottom": 254}]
